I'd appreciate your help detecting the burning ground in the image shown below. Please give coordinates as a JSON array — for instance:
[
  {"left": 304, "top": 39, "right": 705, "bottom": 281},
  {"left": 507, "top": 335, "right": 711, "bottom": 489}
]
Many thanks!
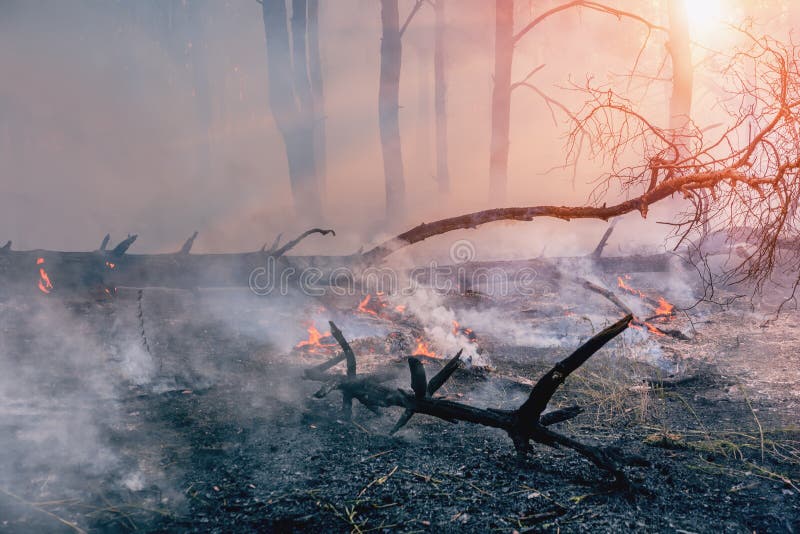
[{"left": 0, "top": 273, "right": 798, "bottom": 533}]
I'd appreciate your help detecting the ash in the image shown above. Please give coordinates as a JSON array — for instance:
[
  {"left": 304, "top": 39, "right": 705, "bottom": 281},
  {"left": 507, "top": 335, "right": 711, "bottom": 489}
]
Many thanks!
[{"left": 0, "top": 282, "right": 798, "bottom": 532}]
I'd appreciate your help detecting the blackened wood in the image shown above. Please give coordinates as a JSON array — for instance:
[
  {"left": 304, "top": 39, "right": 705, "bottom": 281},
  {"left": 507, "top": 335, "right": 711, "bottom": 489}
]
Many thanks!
[
  {"left": 180, "top": 232, "right": 198, "bottom": 254},
  {"left": 307, "top": 317, "right": 640, "bottom": 480},
  {"left": 273, "top": 228, "right": 335, "bottom": 258},
  {"left": 112, "top": 235, "right": 138, "bottom": 256},
  {"left": 517, "top": 314, "right": 632, "bottom": 426},
  {"left": 408, "top": 357, "right": 427, "bottom": 398},
  {"left": 539, "top": 405, "right": 583, "bottom": 426},
  {"left": 329, "top": 320, "right": 356, "bottom": 419},
  {"left": 390, "top": 349, "right": 462, "bottom": 434},
  {"left": 591, "top": 223, "right": 616, "bottom": 257},
  {"left": 426, "top": 348, "right": 462, "bottom": 394}
]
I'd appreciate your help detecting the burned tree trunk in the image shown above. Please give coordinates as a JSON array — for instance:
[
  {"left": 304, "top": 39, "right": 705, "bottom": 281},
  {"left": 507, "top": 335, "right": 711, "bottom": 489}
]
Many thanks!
[
  {"left": 379, "top": 0, "right": 407, "bottom": 223},
  {"left": 0, "top": 231, "right": 682, "bottom": 296},
  {"left": 489, "top": 0, "right": 514, "bottom": 204},
  {"left": 307, "top": 0, "right": 327, "bottom": 195},
  {"left": 0, "top": 230, "right": 338, "bottom": 296},
  {"left": 261, "top": 0, "right": 321, "bottom": 215},
  {"left": 433, "top": 0, "right": 450, "bottom": 194}
]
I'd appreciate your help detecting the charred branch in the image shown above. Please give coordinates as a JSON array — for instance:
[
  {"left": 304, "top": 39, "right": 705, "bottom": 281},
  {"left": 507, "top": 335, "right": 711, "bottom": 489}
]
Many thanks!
[
  {"left": 112, "top": 235, "right": 138, "bottom": 256},
  {"left": 179, "top": 232, "right": 198, "bottom": 255},
  {"left": 390, "top": 349, "right": 463, "bottom": 434},
  {"left": 272, "top": 228, "right": 335, "bottom": 258},
  {"left": 592, "top": 222, "right": 616, "bottom": 258},
  {"left": 306, "top": 315, "right": 647, "bottom": 483},
  {"left": 517, "top": 315, "right": 632, "bottom": 426}
]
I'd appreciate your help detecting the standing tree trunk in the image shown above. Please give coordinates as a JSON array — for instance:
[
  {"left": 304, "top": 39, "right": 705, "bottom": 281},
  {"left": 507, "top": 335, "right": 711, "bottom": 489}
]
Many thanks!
[
  {"left": 433, "top": 0, "right": 450, "bottom": 194},
  {"left": 667, "top": 0, "right": 693, "bottom": 132},
  {"left": 261, "top": 0, "right": 322, "bottom": 215},
  {"left": 489, "top": 0, "right": 514, "bottom": 205},
  {"left": 307, "top": 0, "right": 327, "bottom": 195},
  {"left": 415, "top": 45, "right": 431, "bottom": 182},
  {"left": 379, "top": 0, "right": 406, "bottom": 224}
]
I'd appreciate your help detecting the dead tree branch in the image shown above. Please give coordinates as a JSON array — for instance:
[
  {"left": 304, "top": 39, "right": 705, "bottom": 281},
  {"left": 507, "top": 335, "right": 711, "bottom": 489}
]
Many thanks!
[{"left": 307, "top": 315, "right": 647, "bottom": 483}]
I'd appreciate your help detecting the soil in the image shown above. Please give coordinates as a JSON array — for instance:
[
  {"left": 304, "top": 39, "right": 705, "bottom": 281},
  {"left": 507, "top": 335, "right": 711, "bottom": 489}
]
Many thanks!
[{"left": 0, "top": 281, "right": 798, "bottom": 533}]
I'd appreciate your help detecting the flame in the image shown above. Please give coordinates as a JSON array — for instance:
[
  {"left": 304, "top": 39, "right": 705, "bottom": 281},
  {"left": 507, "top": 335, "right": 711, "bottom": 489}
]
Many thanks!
[
  {"left": 654, "top": 297, "right": 674, "bottom": 317},
  {"left": 295, "top": 324, "right": 336, "bottom": 354},
  {"left": 356, "top": 293, "right": 403, "bottom": 318},
  {"left": 106, "top": 261, "right": 116, "bottom": 269},
  {"left": 357, "top": 294, "right": 379, "bottom": 316},
  {"left": 644, "top": 322, "right": 665, "bottom": 336},
  {"left": 617, "top": 275, "right": 647, "bottom": 299},
  {"left": 618, "top": 275, "right": 676, "bottom": 321},
  {"left": 451, "top": 320, "right": 477, "bottom": 342},
  {"left": 36, "top": 257, "right": 52, "bottom": 294},
  {"left": 631, "top": 319, "right": 666, "bottom": 337},
  {"left": 413, "top": 337, "right": 439, "bottom": 359}
]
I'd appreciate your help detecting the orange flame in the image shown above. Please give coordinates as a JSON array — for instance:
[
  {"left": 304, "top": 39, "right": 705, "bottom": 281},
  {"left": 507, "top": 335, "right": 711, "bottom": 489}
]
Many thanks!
[
  {"left": 295, "top": 325, "right": 335, "bottom": 354},
  {"left": 106, "top": 261, "right": 116, "bottom": 269},
  {"left": 357, "top": 294, "right": 378, "bottom": 316},
  {"left": 654, "top": 297, "right": 674, "bottom": 317},
  {"left": 617, "top": 275, "right": 647, "bottom": 299},
  {"left": 394, "top": 305, "right": 406, "bottom": 313},
  {"left": 644, "top": 322, "right": 665, "bottom": 336},
  {"left": 36, "top": 257, "right": 52, "bottom": 294},
  {"left": 413, "top": 337, "right": 439, "bottom": 359},
  {"left": 631, "top": 319, "right": 665, "bottom": 337}
]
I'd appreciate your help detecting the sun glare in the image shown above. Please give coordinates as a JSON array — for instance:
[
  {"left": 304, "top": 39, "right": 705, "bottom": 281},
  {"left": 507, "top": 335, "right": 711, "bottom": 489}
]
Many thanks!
[{"left": 683, "top": 0, "right": 723, "bottom": 33}]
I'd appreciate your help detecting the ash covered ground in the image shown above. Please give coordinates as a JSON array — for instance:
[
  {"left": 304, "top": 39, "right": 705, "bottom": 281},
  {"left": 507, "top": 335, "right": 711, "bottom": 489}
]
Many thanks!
[{"left": 0, "top": 276, "right": 798, "bottom": 533}]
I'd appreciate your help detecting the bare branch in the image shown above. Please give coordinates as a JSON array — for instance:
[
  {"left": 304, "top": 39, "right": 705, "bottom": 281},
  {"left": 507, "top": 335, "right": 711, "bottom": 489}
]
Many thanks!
[{"left": 513, "top": 0, "right": 667, "bottom": 45}]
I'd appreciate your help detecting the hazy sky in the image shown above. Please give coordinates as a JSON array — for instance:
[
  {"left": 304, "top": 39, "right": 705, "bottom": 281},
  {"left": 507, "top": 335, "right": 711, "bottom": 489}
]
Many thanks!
[{"left": 0, "top": 0, "right": 791, "bottom": 255}]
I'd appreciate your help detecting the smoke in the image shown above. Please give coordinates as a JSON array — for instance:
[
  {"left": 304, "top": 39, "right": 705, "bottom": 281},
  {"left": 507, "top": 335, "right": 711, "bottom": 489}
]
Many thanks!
[{"left": 1, "top": 0, "right": 767, "bottom": 251}]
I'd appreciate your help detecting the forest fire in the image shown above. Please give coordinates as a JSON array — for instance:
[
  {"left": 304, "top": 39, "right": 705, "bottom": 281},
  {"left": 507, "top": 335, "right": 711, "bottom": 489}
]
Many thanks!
[
  {"left": 4, "top": 0, "right": 800, "bottom": 531},
  {"left": 36, "top": 257, "right": 52, "bottom": 294}
]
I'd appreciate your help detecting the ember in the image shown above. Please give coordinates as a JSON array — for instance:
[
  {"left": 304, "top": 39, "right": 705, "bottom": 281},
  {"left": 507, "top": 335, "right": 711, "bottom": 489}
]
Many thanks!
[{"left": 36, "top": 257, "right": 53, "bottom": 294}]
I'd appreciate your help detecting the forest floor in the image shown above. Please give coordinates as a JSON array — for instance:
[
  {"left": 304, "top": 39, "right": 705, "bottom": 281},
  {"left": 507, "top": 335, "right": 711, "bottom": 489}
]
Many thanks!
[{"left": 0, "top": 277, "right": 798, "bottom": 533}]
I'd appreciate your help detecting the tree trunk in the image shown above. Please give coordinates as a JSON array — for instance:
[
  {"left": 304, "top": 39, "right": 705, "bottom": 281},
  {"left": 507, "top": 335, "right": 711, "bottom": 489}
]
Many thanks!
[
  {"left": 379, "top": 0, "right": 406, "bottom": 224},
  {"left": 261, "top": 0, "right": 321, "bottom": 215},
  {"left": 667, "top": 0, "right": 693, "bottom": 132},
  {"left": 307, "top": 0, "right": 327, "bottom": 195},
  {"left": 434, "top": 0, "right": 450, "bottom": 194},
  {"left": 489, "top": 0, "right": 514, "bottom": 205},
  {"left": 415, "top": 46, "right": 431, "bottom": 181}
]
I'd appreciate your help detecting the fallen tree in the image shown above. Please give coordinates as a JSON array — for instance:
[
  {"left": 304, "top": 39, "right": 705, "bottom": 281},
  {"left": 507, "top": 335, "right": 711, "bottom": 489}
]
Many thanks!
[
  {"left": 0, "top": 225, "right": 681, "bottom": 295},
  {"left": 305, "top": 315, "right": 648, "bottom": 485}
]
